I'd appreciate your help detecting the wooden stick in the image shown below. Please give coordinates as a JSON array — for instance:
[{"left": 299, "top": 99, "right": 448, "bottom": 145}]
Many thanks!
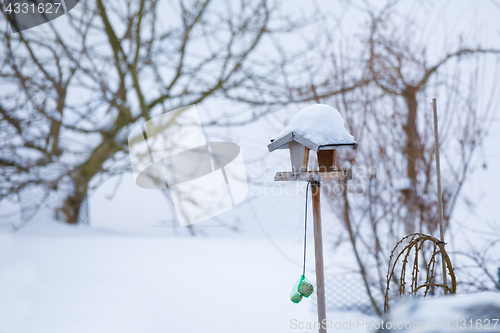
[
  {"left": 311, "top": 181, "right": 327, "bottom": 332},
  {"left": 432, "top": 98, "right": 448, "bottom": 294}
]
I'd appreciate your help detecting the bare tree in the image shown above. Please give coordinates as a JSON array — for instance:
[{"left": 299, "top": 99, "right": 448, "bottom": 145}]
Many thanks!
[{"left": 0, "top": 0, "right": 330, "bottom": 224}]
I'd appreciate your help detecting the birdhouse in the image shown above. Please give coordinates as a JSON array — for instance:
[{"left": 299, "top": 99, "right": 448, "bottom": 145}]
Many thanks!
[{"left": 268, "top": 104, "right": 357, "bottom": 182}]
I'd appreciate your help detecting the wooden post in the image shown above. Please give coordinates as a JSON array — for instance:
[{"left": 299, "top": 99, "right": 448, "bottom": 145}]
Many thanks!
[
  {"left": 289, "top": 141, "right": 310, "bottom": 172},
  {"left": 432, "top": 98, "right": 448, "bottom": 294},
  {"left": 311, "top": 181, "right": 327, "bottom": 332}
]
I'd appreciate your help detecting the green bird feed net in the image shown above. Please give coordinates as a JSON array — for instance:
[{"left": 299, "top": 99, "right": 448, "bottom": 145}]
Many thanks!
[{"left": 290, "top": 275, "right": 314, "bottom": 303}]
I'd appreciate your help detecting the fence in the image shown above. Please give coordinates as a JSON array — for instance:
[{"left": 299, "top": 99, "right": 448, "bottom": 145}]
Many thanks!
[{"left": 311, "top": 274, "right": 383, "bottom": 315}]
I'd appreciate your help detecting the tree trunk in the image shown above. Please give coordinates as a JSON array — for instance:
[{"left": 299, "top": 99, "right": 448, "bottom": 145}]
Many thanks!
[
  {"left": 402, "top": 87, "right": 419, "bottom": 233},
  {"left": 58, "top": 138, "right": 119, "bottom": 223}
]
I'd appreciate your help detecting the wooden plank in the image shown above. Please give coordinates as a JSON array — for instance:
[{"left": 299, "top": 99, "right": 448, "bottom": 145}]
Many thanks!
[
  {"left": 274, "top": 170, "right": 351, "bottom": 182},
  {"left": 268, "top": 132, "right": 357, "bottom": 152},
  {"left": 268, "top": 132, "right": 321, "bottom": 152},
  {"left": 311, "top": 182, "right": 327, "bottom": 333},
  {"left": 317, "top": 150, "right": 335, "bottom": 172},
  {"left": 318, "top": 142, "right": 358, "bottom": 150},
  {"left": 267, "top": 132, "right": 293, "bottom": 152},
  {"left": 289, "top": 141, "right": 309, "bottom": 172},
  {"left": 304, "top": 147, "right": 310, "bottom": 171},
  {"left": 292, "top": 132, "right": 319, "bottom": 152}
]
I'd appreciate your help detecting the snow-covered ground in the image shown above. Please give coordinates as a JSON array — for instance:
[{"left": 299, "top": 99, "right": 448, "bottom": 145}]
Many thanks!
[
  {"left": 0, "top": 217, "right": 374, "bottom": 333},
  {"left": 384, "top": 292, "right": 500, "bottom": 332}
]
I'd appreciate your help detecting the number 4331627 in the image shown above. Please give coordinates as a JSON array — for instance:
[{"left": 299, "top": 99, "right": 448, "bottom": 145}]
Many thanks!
[
  {"left": 5, "top": 2, "right": 62, "bottom": 14},
  {"left": 444, "top": 319, "right": 499, "bottom": 330}
]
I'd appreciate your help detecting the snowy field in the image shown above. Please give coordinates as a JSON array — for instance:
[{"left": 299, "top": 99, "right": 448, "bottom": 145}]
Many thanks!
[
  {"left": 1, "top": 2, "right": 500, "bottom": 332},
  {"left": 0, "top": 217, "right": 374, "bottom": 333}
]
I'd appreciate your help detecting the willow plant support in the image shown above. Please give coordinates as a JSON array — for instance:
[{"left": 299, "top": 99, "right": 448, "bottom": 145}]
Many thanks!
[{"left": 384, "top": 233, "right": 456, "bottom": 313}]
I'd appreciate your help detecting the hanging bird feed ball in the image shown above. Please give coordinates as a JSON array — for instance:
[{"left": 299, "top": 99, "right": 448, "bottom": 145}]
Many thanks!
[
  {"left": 299, "top": 280, "right": 314, "bottom": 297},
  {"left": 290, "top": 293, "right": 303, "bottom": 304}
]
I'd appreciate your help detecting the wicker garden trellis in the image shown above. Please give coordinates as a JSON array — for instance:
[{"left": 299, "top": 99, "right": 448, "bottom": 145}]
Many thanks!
[{"left": 384, "top": 233, "right": 457, "bottom": 313}]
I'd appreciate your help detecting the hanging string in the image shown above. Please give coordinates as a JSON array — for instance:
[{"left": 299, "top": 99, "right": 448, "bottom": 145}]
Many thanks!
[{"left": 302, "top": 181, "right": 311, "bottom": 277}]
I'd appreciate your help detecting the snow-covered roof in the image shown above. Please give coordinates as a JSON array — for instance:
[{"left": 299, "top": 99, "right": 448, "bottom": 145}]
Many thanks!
[{"left": 268, "top": 104, "right": 357, "bottom": 152}]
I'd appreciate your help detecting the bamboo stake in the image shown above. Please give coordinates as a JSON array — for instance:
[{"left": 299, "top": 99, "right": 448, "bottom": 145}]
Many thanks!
[
  {"left": 311, "top": 181, "right": 327, "bottom": 332},
  {"left": 432, "top": 98, "right": 448, "bottom": 294}
]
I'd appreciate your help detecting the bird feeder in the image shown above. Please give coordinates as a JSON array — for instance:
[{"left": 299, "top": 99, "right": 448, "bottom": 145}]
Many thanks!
[{"left": 268, "top": 104, "right": 357, "bottom": 333}]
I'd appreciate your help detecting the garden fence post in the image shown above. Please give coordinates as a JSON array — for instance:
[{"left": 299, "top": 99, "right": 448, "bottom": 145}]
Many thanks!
[{"left": 312, "top": 181, "right": 327, "bottom": 332}]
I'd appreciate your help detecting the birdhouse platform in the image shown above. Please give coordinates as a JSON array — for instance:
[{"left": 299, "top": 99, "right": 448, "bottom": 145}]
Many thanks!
[{"left": 274, "top": 170, "right": 351, "bottom": 182}]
